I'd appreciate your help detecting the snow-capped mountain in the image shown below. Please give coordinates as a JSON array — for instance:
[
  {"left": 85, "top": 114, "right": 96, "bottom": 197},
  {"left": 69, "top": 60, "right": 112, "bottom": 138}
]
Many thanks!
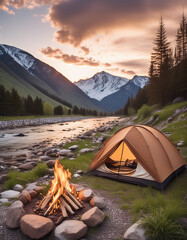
[
  {"left": 0, "top": 44, "right": 35, "bottom": 71},
  {"left": 0, "top": 44, "right": 103, "bottom": 111},
  {"left": 75, "top": 71, "right": 148, "bottom": 101},
  {"left": 131, "top": 75, "right": 149, "bottom": 89},
  {"left": 75, "top": 71, "right": 129, "bottom": 101}
]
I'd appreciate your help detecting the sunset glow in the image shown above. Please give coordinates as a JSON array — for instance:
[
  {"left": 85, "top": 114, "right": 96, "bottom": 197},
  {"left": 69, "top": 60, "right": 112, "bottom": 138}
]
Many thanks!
[{"left": 0, "top": 0, "right": 186, "bottom": 82}]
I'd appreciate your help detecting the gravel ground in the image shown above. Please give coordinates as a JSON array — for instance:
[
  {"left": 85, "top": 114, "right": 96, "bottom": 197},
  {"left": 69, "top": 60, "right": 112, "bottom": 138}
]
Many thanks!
[
  {"left": 0, "top": 117, "right": 88, "bottom": 130},
  {"left": 0, "top": 188, "right": 132, "bottom": 240}
]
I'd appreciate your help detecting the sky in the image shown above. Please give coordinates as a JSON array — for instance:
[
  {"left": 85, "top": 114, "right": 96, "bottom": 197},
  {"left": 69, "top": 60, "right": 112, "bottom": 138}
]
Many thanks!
[{"left": 0, "top": 0, "right": 186, "bottom": 82}]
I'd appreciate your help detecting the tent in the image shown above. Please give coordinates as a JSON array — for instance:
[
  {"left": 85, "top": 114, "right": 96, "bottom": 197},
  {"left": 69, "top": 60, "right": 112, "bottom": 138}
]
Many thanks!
[{"left": 88, "top": 125, "right": 186, "bottom": 190}]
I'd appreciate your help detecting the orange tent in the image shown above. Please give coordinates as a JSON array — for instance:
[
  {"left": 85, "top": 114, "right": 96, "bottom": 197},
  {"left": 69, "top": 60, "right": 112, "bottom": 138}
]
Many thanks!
[{"left": 89, "top": 125, "right": 186, "bottom": 190}]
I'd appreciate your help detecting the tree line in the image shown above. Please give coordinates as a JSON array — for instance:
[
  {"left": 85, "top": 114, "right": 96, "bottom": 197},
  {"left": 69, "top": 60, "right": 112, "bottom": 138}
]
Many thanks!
[
  {"left": 0, "top": 84, "right": 109, "bottom": 117},
  {"left": 116, "top": 14, "right": 187, "bottom": 116}
]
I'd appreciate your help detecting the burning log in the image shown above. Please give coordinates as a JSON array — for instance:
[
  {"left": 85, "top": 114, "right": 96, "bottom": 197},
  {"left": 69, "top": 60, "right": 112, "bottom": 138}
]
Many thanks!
[
  {"left": 61, "top": 197, "right": 74, "bottom": 215},
  {"left": 60, "top": 202, "right": 68, "bottom": 218},
  {"left": 63, "top": 193, "right": 79, "bottom": 210},
  {"left": 41, "top": 194, "right": 51, "bottom": 210},
  {"left": 67, "top": 190, "right": 83, "bottom": 208}
]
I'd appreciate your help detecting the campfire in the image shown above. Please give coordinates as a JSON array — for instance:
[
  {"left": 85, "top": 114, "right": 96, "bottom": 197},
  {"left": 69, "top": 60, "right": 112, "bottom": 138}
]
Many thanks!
[{"left": 34, "top": 160, "right": 82, "bottom": 224}]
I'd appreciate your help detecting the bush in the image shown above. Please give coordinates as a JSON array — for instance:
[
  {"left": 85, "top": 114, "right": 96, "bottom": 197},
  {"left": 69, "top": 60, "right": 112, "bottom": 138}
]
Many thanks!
[
  {"left": 128, "top": 107, "right": 136, "bottom": 116},
  {"left": 143, "top": 208, "right": 186, "bottom": 240},
  {"left": 137, "top": 104, "right": 155, "bottom": 119},
  {"left": 43, "top": 102, "right": 54, "bottom": 115},
  {"left": 54, "top": 105, "right": 63, "bottom": 115}
]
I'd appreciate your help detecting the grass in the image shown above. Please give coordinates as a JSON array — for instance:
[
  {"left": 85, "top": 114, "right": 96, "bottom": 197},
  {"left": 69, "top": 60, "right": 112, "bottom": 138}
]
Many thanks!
[
  {"left": 143, "top": 208, "right": 186, "bottom": 240},
  {"left": 5, "top": 163, "right": 49, "bottom": 189},
  {"left": 152, "top": 101, "right": 187, "bottom": 125},
  {"left": 162, "top": 120, "right": 187, "bottom": 146}
]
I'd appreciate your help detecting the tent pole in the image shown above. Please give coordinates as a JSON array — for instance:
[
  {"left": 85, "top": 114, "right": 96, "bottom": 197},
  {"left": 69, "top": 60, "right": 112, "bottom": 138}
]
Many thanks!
[{"left": 117, "top": 141, "right": 125, "bottom": 179}]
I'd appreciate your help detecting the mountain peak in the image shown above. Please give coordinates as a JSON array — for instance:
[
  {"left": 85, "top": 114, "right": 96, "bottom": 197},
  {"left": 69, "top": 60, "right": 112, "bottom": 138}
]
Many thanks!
[
  {"left": 75, "top": 71, "right": 149, "bottom": 101},
  {"left": 0, "top": 44, "right": 35, "bottom": 70},
  {"left": 75, "top": 71, "right": 129, "bottom": 101}
]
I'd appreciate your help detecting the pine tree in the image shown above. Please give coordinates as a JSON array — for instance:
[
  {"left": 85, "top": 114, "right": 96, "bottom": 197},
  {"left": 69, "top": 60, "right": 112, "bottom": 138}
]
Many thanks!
[
  {"left": 148, "top": 16, "right": 173, "bottom": 106},
  {"left": 175, "top": 14, "right": 187, "bottom": 64}
]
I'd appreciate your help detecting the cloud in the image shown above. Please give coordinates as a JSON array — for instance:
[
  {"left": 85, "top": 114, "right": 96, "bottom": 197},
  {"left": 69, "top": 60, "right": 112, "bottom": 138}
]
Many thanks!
[
  {"left": 40, "top": 46, "right": 100, "bottom": 66},
  {"left": 121, "top": 69, "right": 136, "bottom": 75},
  {"left": 116, "top": 59, "right": 148, "bottom": 68},
  {"left": 104, "top": 63, "right": 112, "bottom": 67},
  {"left": 48, "top": 0, "right": 186, "bottom": 46},
  {"left": 0, "top": 0, "right": 54, "bottom": 14},
  {"left": 80, "top": 46, "right": 90, "bottom": 55}
]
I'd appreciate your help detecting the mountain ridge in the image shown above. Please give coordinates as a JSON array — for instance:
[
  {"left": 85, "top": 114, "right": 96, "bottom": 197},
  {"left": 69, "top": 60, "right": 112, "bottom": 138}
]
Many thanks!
[
  {"left": 75, "top": 71, "right": 148, "bottom": 101},
  {"left": 0, "top": 44, "right": 103, "bottom": 111}
]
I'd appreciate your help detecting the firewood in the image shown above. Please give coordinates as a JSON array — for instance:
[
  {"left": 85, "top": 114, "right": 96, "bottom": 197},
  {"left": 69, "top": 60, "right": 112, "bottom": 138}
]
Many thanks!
[
  {"left": 67, "top": 190, "right": 83, "bottom": 208},
  {"left": 41, "top": 194, "right": 51, "bottom": 210},
  {"left": 60, "top": 200, "right": 68, "bottom": 217},
  {"left": 61, "top": 197, "right": 74, "bottom": 215},
  {"left": 63, "top": 194, "right": 79, "bottom": 210}
]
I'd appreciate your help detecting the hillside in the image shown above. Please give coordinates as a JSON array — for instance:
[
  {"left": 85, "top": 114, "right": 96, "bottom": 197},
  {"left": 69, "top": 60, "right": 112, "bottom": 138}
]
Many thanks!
[{"left": 0, "top": 44, "right": 102, "bottom": 111}]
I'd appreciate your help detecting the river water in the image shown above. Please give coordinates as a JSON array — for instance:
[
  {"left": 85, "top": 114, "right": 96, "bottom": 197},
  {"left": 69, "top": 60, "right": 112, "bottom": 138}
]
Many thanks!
[{"left": 0, "top": 117, "right": 119, "bottom": 157}]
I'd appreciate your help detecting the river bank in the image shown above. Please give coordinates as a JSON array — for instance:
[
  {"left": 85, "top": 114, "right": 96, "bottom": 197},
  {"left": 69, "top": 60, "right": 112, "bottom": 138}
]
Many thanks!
[{"left": 0, "top": 116, "right": 89, "bottom": 130}]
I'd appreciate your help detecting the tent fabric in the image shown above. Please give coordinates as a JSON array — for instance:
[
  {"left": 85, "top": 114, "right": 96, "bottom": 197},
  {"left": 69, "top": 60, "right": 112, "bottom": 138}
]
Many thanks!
[
  {"left": 97, "top": 162, "right": 154, "bottom": 180},
  {"left": 89, "top": 125, "right": 186, "bottom": 189}
]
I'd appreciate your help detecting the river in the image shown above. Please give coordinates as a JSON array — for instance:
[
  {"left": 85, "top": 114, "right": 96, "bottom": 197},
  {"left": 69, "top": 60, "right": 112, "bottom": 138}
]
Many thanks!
[{"left": 0, "top": 117, "right": 120, "bottom": 157}]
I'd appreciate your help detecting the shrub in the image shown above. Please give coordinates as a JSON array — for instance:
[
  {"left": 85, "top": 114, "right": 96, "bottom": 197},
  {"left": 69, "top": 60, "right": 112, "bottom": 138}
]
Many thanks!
[
  {"left": 143, "top": 208, "right": 186, "bottom": 240},
  {"left": 43, "top": 102, "right": 54, "bottom": 115},
  {"left": 137, "top": 104, "right": 155, "bottom": 119},
  {"left": 128, "top": 107, "right": 136, "bottom": 116}
]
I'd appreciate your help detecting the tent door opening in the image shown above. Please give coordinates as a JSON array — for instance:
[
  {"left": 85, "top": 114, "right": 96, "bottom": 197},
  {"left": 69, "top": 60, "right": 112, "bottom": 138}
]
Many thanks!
[{"left": 105, "top": 141, "right": 138, "bottom": 175}]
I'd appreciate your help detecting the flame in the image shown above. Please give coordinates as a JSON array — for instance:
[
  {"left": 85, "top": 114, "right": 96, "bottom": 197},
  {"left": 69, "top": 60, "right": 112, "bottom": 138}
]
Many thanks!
[{"left": 44, "top": 159, "right": 76, "bottom": 215}]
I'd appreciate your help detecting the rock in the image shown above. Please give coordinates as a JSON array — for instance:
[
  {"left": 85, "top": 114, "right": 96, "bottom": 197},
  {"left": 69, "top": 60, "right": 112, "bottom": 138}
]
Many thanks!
[
  {"left": 43, "top": 146, "right": 53, "bottom": 153},
  {"left": 72, "top": 184, "right": 84, "bottom": 192},
  {"left": 1, "top": 190, "right": 20, "bottom": 199},
  {"left": 78, "top": 189, "right": 93, "bottom": 202},
  {"left": 19, "top": 190, "right": 31, "bottom": 204},
  {"left": 98, "top": 127, "right": 106, "bottom": 132},
  {"left": 46, "top": 160, "right": 56, "bottom": 168},
  {"left": 79, "top": 148, "right": 93, "bottom": 154},
  {"left": 6, "top": 200, "right": 25, "bottom": 228},
  {"left": 39, "top": 155, "right": 50, "bottom": 161},
  {"left": 81, "top": 207, "right": 105, "bottom": 227},
  {"left": 13, "top": 184, "right": 24, "bottom": 192},
  {"left": 67, "top": 152, "right": 74, "bottom": 157},
  {"left": 54, "top": 220, "right": 87, "bottom": 240},
  {"left": 123, "top": 220, "right": 147, "bottom": 240},
  {"left": 70, "top": 158, "right": 75, "bottom": 160},
  {"left": 28, "top": 190, "right": 38, "bottom": 198},
  {"left": 73, "top": 173, "right": 81, "bottom": 178},
  {"left": 14, "top": 156, "right": 26, "bottom": 161},
  {"left": 0, "top": 174, "right": 7, "bottom": 183},
  {"left": 84, "top": 130, "right": 93, "bottom": 136},
  {"left": 69, "top": 145, "right": 79, "bottom": 151},
  {"left": 25, "top": 182, "right": 38, "bottom": 191},
  {"left": 59, "top": 149, "right": 72, "bottom": 156},
  {"left": 20, "top": 214, "right": 54, "bottom": 239},
  {"left": 19, "top": 162, "right": 36, "bottom": 170},
  {"left": 173, "top": 97, "right": 183, "bottom": 104},
  {"left": 14, "top": 133, "right": 26, "bottom": 137},
  {"left": 76, "top": 170, "right": 83, "bottom": 175},
  {"left": 37, "top": 152, "right": 43, "bottom": 156},
  {"left": 34, "top": 186, "right": 45, "bottom": 194},
  {"left": 16, "top": 154, "right": 27, "bottom": 158},
  {"left": 0, "top": 198, "right": 9, "bottom": 203},
  {"left": 90, "top": 196, "right": 106, "bottom": 209},
  {"left": 177, "top": 141, "right": 184, "bottom": 147}
]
